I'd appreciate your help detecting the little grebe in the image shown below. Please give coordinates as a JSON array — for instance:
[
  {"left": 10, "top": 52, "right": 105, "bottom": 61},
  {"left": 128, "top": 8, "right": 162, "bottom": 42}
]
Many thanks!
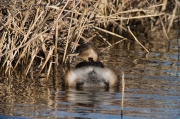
[{"left": 64, "top": 44, "right": 118, "bottom": 88}]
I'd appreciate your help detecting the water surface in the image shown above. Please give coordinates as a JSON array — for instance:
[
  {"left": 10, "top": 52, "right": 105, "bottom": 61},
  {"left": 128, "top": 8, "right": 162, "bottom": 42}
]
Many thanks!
[{"left": 0, "top": 31, "right": 180, "bottom": 119}]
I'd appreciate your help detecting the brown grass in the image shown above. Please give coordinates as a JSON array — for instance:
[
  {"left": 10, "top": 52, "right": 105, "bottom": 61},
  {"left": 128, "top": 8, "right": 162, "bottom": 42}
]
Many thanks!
[{"left": 0, "top": 0, "right": 179, "bottom": 77}]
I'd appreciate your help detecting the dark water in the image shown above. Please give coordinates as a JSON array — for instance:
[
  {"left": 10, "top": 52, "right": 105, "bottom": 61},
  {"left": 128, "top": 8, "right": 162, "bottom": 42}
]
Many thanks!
[{"left": 0, "top": 30, "right": 180, "bottom": 119}]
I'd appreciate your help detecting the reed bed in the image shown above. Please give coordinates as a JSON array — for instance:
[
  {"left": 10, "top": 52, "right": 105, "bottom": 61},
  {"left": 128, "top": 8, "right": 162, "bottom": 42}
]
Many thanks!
[{"left": 0, "top": 0, "right": 179, "bottom": 77}]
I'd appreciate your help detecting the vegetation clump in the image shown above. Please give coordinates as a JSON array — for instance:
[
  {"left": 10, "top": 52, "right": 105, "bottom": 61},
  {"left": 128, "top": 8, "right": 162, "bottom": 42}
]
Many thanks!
[{"left": 0, "top": 0, "right": 179, "bottom": 77}]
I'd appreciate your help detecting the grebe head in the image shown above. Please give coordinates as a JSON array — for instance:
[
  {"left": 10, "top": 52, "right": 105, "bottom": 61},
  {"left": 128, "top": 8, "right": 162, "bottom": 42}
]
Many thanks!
[{"left": 74, "top": 43, "right": 99, "bottom": 62}]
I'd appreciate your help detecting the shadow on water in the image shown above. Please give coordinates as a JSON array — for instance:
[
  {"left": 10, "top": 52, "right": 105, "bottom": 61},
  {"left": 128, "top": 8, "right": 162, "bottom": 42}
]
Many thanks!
[{"left": 0, "top": 30, "right": 180, "bottom": 119}]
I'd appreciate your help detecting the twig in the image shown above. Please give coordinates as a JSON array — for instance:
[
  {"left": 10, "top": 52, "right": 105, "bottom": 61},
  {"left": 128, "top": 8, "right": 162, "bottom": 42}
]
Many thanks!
[
  {"left": 46, "top": 61, "right": 53, "bottom": 82},
  {"left": 36, "top": 46, "right": 55, "bottom": 78},
  {"left": 167, "top": 0, "right": 178, "bottom": 33},
  {"left": 93, "top": 26, "right": 125, "bottom": 39},
  {"left": 25, "top": 47, "right": 39, "bottom": 75},
  {"left": 121, "top": 72, "right": 125, "bottom": 118},
  {"left": 127, "top": 26, "right": 149, "bottom": 53},
  {"left": 100, "top": 38, "right": 127, "bottom": 52}
]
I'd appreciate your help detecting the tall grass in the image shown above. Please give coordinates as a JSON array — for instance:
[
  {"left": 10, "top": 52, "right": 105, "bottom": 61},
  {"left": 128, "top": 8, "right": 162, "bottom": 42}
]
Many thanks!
[{"left": 0, "top": 0, "right": 179, "bottom": 76}]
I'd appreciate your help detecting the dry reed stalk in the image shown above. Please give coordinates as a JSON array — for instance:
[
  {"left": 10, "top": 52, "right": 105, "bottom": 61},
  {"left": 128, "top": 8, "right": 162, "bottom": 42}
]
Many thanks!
[
  {"left": 54, "top": 21, "right": 58, "bottom": 65},
  {"left": 110, "top": 9, "right": 155, "bottom": 16},
  {"left": 62, "top": 11, "right": 74, "bottom": 63},
  {"left": 5, "top": 60, "right": 13, "bottom": 75},
  {"left": 100, "top": 38, "right": 127, "bottom": 52},
  {"left": 71, "top": 9, "right": 89, "bottom": 52},
  {"left": 121, "top": 72, "right": 125, "bottom": 117},
  {"left": 168, "top": 0, "right": 180, "bottom": 33},
  {"left": 25, "top": 47, "right": 39, "bottom": 75},
  {"left": 40, "top": 36, "right": 47, "bottom": 57},
  {"left": 60, "top": 0, "right": 82, "bottom": 20},
  {"left": 56, "top": 0, "right": 71, "bottom": 20},
  {"left": 161, "top": 0, "right": 168, "bottom": 12},
  {"left": 93, "top": 26, "right": 125, "bottom": 39},
  {"left": 159, "top": 16, "right": 170, "bottom": 48},
  {"left": 0, "top": 50, "right": 16, "bottom": 72},
  {"left": 0, "top": 54, "right": 9, "bottom": 70},
  {"left": 33, "top": 10, "right": 54, "bottom": 35},
  {"left": 19, "top": 11, "right": 30, "bottom": 32},
  {"left": 46, "top": 61, "right": 53, "bottom": 82},
  {"left": 80, "top": 34, "right": 96, "bottom": 43},
  {"left": 36, "top": 46, "right": 55, "bottom": 78},
  {"left": 95, "top": 32, "right": 112, "bottom": 46},
  {"left": 12, "top": 9, "right": 46, "bottom": 69},
  {"left": 13, "top": 44, "right": 29, "bottom": 69},
  {"left": 97, "top": 13, "right": 165, "bottom": 21},
  {"left": 19, "top": 11, "right": 44, "bottom": 47},
  {"left": 0, "top": 27, "right": 51, "bottom": 57},
  {"left": 0, "top": 32, "right": 7, "bottom": 52},
  {"left": 127, "top": 26, "right": 149, "bottom": 53}
]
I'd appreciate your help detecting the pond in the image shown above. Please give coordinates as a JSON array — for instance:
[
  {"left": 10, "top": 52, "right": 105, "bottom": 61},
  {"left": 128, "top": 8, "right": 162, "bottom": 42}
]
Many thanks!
[{"left": 0, "top": 30, "right": 180, "bottom": 119}]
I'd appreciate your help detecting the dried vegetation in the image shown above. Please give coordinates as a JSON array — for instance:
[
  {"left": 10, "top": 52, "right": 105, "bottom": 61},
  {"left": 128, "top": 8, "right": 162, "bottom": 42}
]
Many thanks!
[{"left": 0, "top": 0, "right": 179, "bottom": 77}]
